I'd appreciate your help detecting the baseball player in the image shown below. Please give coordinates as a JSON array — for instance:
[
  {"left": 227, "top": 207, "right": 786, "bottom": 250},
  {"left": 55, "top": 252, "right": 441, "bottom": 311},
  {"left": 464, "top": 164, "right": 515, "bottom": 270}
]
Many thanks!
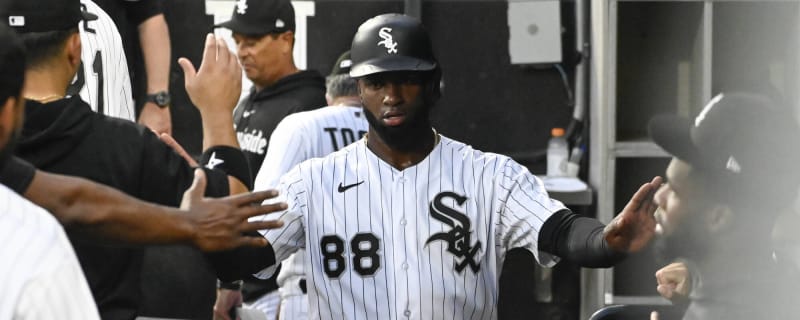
[
  {"left": 70, "top": 0, "right": 135, "bottom": 121},
  {"left": 216, "top": 14, "right": 661, "bottom": 319},
  {"left": 647, "top": 93, "right": 800, "bottom": 320}
]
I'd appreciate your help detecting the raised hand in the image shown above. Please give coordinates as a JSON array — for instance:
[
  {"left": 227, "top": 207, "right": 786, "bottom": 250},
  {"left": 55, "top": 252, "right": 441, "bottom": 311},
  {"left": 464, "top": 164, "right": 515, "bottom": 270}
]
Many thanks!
[
  {"left": 178, "top": 34, "right": 242, "bottom": 116},
  {"left": 181, "top": 169, "right": 286, "bottom": 251},
  {"left": 604, "top": 176, "right": 663, "bottom": 253}
]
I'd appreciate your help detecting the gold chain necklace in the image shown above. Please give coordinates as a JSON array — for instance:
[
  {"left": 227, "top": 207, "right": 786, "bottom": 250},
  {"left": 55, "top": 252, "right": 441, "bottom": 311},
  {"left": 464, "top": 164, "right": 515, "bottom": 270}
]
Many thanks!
[{"left": 25, "top": 94, "right": 64, "bottom": 103}]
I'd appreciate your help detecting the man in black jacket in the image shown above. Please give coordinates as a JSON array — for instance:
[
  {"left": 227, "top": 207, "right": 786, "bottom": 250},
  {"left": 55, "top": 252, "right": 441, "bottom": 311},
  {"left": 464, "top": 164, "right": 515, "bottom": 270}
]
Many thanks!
[{"left": 1, "top": 0, "right": 263, "bottom": 318}]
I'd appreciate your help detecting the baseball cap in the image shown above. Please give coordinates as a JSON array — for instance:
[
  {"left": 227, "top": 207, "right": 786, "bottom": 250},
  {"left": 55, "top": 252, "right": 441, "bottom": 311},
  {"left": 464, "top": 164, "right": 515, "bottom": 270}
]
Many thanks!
[
  {"left": 329, "top": 51, "right": 353, "bottom": 77},
  {"left": 349, "top": 14, "right": 437, "bottom": 78},
  {"left": 0, "top": 0, "right": 97, "bottom": 33},
  {"left": 649, "top": 92, "right": 800, "bottom": 203},
  {"left": 215, "top": 0, "right": 295, "bottom": 36}
]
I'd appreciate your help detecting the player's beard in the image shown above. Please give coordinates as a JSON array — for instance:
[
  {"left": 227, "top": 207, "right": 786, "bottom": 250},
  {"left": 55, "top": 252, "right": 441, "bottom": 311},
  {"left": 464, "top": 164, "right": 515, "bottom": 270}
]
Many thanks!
[
  {"left": 363, "top": 103, "right": 433, "bottom": 152},
  {"left": 653, "top": 214, "right": 711, "bottom": 264}
]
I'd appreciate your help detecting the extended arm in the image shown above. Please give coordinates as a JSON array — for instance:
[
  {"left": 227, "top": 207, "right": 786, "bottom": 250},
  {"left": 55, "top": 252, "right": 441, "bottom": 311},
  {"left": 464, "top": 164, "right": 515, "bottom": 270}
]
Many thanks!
[
  {"left": 538, "top": 176, "right": 662, "bottom": 267},
  {"left": 179, "top": 34, "right": 250, "bottom": 193},
  {"left": 538, "top": 210, "right": 625, "bottom": 268},
  {"left": 15, "top": 160, "right": 283, "bottom": 251}
]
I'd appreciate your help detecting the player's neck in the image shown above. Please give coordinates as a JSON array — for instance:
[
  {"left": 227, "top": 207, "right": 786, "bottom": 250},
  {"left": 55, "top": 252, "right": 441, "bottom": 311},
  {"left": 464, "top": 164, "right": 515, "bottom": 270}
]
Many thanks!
[
  {"left": 23, "top": 69, "right": 71, "bottom": 103},
  {"left": 365, "top": 127, "right": 439, "bottom": 170}
]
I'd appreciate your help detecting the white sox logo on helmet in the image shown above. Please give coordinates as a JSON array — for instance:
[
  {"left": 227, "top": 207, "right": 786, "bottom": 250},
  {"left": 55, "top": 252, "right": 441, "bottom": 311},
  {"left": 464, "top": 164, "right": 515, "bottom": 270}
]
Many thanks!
[
  {"left": 236, "top": 0, "right": 248, "bottom": 15},
  {"left": 377, "top": 27, "right": 398, "bottom": 54}
]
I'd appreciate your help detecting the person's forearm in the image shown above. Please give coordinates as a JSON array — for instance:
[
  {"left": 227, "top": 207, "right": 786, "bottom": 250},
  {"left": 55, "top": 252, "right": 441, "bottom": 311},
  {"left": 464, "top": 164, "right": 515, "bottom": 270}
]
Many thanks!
[
  {"left": 207, "top": 232, "right": 277, "bottom": 282},
  {"left": 538, "top": 210, "right": 626, "bottom": 268},
  {"left": 25, "top": 170, "right": 195, "bottom": 246},
  {"left": 138, "top": 14, "right": 170, "bottom": 95}
]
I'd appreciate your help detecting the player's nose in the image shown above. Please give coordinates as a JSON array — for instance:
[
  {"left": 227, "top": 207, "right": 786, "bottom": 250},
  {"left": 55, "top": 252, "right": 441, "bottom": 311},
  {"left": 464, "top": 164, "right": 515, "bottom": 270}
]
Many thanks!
[{"left": 381, "top": 82, "right": 403, "bottom": 106}]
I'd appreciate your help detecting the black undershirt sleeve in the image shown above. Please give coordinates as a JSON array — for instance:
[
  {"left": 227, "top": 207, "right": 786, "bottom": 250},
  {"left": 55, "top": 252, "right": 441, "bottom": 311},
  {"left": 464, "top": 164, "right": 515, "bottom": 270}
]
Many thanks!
[
  {"left": 206, "top": 231, "right": 277, "bottom": 282},
  {"left": 537, "top": 209, "right": 626, "bottom": 268},
  {"left": 0, "top": 156, "right": 36, "bottom": 195}
]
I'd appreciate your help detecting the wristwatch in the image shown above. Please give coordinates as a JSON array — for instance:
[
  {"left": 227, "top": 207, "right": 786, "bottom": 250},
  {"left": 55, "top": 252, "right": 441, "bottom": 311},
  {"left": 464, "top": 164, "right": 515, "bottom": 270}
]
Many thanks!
[{"left": 146, "top": 91, "right": 171, "bottom": 108}]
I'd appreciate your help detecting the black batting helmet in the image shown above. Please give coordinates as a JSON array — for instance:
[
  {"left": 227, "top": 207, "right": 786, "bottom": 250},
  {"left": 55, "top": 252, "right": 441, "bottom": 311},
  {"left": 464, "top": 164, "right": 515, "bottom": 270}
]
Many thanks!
[{"left": 349, "top": 14, "right": 438, "bottom": 78}]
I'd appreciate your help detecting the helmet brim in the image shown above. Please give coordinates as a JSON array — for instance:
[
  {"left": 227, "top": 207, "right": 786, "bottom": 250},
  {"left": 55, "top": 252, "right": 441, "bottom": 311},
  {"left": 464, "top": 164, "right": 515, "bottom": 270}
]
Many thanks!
[{"left": 349, "top": 56, "right": 436, "bottom": 78}]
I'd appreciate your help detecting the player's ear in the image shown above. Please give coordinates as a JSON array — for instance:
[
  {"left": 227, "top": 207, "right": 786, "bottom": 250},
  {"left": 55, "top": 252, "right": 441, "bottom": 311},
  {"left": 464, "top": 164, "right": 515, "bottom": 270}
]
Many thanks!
[
  {"left": 704, "top": 204, "right": 733, "bottom": 233},
  {"left": 278, "top": 31, "right": 294, "bottom": 54},
  {"left": 0, "top": 96, "right": 20, "bottom": 147},
  {"left": 65, "top": 31, "right": 82, "bottom": 70}
]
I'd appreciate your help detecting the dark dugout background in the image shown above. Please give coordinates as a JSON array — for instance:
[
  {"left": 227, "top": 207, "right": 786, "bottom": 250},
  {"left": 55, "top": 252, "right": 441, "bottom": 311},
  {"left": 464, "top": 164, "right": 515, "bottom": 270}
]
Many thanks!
[{"left": 163, "top": 1, "right": 583, "bottom": 319}]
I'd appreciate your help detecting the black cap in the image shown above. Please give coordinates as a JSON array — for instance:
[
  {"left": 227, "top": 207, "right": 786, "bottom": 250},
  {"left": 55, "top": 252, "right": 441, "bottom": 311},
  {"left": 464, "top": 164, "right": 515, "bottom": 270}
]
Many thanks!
[
  {"left": 329, "top": 51, "right": 353, "bottom": 77},
  {"left": 215, "top": 0, "right": 295, "bottom": 36},
  {"left": 349, "top": 14, "right": 437, "bottom": 78},
  {"left": 0, "top": 0, "right": 97, "bottom": 33},
  {"left": 649, "top": 92, "right": 800, "bottom": 203}
]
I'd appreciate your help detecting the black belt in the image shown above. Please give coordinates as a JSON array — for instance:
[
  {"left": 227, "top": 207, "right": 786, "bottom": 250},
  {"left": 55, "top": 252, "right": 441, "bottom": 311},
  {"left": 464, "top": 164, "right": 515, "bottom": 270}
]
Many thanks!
[{"left": 299, "top": 278, "right": 307, "bottom": 294}]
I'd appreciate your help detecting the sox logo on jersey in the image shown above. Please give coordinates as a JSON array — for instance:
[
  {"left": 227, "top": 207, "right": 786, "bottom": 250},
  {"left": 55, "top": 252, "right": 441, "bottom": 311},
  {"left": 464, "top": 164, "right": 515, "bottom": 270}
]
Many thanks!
[{"left": 426, "top": 192, "right": 482, "bottom": 273}]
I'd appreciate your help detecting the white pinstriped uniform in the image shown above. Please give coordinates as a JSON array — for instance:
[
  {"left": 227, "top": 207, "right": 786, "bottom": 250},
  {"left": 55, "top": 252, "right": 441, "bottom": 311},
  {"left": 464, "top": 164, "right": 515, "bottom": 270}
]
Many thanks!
[
  {"left": 253, "top": 105, "right": 367, "bottom": 320},
  {"left": 0, "top": 184, "right": 100, "bottom": 320},
  {"left": 257, "top": 134, "right": 565, "bottom": 320},
  {"left": 75, "top": 0, "right": 135, "bottom": 121}
]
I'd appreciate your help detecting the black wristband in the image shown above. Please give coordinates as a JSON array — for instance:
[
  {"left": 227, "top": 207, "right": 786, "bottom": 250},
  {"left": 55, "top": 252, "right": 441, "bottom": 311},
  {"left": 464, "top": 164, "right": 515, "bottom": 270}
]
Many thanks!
[
  {"left": 217, "top": 279, "right": 243, "bottom": 290},
  {"left": 201, "top": 146, "right": 252, "bottom": 189}
]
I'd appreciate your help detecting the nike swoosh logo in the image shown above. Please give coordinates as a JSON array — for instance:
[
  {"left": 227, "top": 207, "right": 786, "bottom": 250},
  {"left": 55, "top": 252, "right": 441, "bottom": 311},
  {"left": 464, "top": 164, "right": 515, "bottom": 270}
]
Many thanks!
[{"left": 337, "top": 181, "right": 364, "bottom": 193}]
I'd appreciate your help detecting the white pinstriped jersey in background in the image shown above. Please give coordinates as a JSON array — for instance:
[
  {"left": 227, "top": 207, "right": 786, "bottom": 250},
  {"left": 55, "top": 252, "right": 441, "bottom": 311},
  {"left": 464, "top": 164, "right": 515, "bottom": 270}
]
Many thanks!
[
  {"left": 76, "top": 0, "right": 135, "bottom": 121},
  {"left": 257, "top": 134, "right": 565, "bottom": 320},
  {"left": 253, "top": 105, "right": 367, "bottom": 319},
  {"left": 0, "top": 184, "right": 100, "bottom": 320}
]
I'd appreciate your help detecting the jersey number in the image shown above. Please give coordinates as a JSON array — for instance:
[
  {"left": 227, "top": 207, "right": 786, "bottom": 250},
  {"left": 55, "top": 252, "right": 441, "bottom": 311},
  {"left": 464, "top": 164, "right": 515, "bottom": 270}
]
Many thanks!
[{"left": 320, "top": 233, "right": 380, "bottom": 278}]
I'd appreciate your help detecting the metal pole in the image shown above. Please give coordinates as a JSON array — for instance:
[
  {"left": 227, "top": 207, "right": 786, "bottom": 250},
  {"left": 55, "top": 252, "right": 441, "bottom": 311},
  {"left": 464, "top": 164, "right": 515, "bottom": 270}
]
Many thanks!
[{"left": 405, "top": 0, "right": 422, "bottom": 18}]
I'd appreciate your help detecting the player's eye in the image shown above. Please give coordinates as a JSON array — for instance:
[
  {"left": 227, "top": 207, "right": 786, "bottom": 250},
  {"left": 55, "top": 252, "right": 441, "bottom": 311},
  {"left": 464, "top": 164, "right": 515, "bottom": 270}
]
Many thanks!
[{"left": 362, "top": 78, "right": 385, "bottom": 90}]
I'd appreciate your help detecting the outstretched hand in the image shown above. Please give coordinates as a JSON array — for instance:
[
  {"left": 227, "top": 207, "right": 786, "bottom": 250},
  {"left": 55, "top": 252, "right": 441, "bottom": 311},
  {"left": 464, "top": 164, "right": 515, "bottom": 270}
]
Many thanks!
[
  {"left": 178, "top": 34, "right": 242, "bottom": 116},
  {"left": 603, "top": 176, "right": 662, "bottom": 253},
  {"left": 181, "top": 169, "right": 287, "bottom": 251}
]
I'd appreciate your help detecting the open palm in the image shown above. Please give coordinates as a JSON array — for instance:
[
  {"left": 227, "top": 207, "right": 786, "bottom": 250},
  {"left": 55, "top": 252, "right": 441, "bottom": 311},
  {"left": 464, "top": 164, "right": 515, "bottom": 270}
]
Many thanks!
[{"left": 604, "top": 176, "right": 662, "bottom": 253}]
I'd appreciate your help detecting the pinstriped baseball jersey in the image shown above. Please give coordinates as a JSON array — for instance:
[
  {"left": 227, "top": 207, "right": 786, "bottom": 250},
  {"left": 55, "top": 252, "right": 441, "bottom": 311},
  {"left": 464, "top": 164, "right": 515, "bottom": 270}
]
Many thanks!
[
  {"left": 0, "top": 184, "right": 100, "bottom": 320},
  {"left": 254, "top": 105, "right": 368, "bottom": 297},
  {"left": 74, "top": 0, "right": 135, "bottom": 121},
  {"left": 257, "top": 134, "right": 565, "bottom": 320}
]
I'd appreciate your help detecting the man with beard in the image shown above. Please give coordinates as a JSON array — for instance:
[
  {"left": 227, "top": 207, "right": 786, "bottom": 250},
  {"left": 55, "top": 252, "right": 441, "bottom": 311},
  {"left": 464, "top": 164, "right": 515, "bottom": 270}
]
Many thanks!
[
  {"left": 649, "top": 92, "right": 800, "bottom": 320},
  {"left": 213, "top": 14, "right": 664, "bottom": 319}
]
